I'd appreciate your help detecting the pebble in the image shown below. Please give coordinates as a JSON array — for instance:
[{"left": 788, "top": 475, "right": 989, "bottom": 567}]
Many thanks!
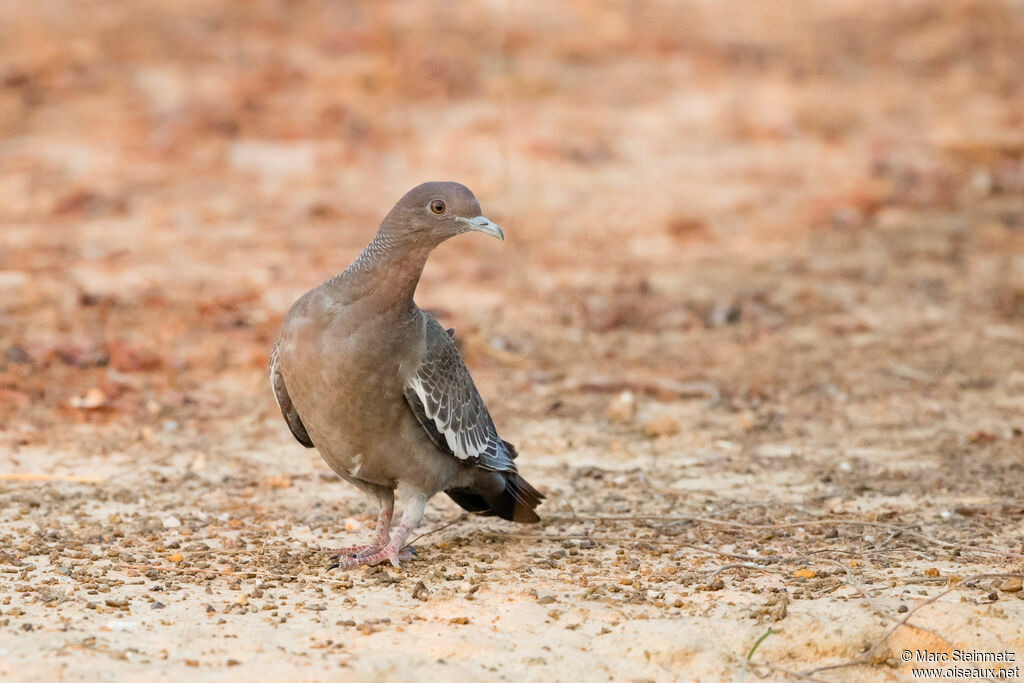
[
  {"left": 642, "top": 416, "right": 679, "bottom": 438},
  {"left": 105, "top": 620, "right": 138, "bottom": 631},
  {"left": 605, "top": 392, "right": 636, "bottom": 423}
]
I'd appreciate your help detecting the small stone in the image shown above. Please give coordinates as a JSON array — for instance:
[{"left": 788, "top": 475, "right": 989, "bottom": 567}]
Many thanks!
[
  {"left": 162, "top": 516, "right": 181, "bottom": 529},
  {"left": 150, "top": 602, "right": 165, "bottom": 610},
  {"left": 4, "top": 345, "right": 31, "bottom": 364},
  {"left": 998, "top": 577, "right": 1022, "bottom": 593},
  {"left": 793, "top": 569, "right": 815, "bottom": 579},
  {"left": 69, "top": 387, "right": 108, "bottom": 410},
  {"left": 897, "top": 604, "right": 908, "bottom": 613},
  {"left": 642, "top": 416, "right": 679, "bottom": 438},
  {"left": 168, "top": 553, "right": 184, "bottom": 563},
  {"left": 605, "top": 392, "right": 636, "bottom": 424},
  {"left": 923, "top": 568, "right": 940, "bottom": 577},
  {"left": 412, "top": 581, "right": 429, "bottom": 601}
]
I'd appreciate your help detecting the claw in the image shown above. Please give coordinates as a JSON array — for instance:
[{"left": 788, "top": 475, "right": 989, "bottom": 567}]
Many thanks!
[{"left": 390, "top": 547, "right": 416, "bottom": 567}]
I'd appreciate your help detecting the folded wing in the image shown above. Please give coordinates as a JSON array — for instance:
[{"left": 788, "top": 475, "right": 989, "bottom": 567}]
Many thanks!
[
  {"left": 403, "top": 315, "right": 517, "bottom": 473},
  {"left": 270, "top": 341, "right": 314, "bottom": 449}
]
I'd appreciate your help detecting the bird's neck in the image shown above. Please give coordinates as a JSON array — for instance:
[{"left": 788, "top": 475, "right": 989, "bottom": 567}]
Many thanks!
[{"left": 327, "top": 228, "right": 433, "bottom": 312}]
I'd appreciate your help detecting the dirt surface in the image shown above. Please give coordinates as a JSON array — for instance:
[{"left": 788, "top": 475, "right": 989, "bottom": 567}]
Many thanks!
[{"left": 2, "top": 1, "right": 1024, "bottom": 681}]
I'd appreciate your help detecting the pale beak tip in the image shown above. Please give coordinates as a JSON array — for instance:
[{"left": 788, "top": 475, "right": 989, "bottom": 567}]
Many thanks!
[{"left": 458, "top": 215, "right": 504, "bottom": 241}]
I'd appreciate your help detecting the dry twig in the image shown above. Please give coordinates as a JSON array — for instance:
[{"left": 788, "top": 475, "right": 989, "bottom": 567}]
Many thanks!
[{"left": 799, "top": 573, "right": 1024, "bottom": 678}]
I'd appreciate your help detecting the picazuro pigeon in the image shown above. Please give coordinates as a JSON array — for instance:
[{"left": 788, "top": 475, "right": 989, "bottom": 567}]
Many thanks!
[{"left": 270, "top": 181, "right": 544, "bottom": 568}]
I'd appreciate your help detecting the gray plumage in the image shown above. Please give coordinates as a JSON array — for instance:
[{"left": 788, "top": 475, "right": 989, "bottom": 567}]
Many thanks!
[
  {"left": 404, "top": 316, "right": 517, "bottom": 472},
  {"left": 270, "top": 181, "right": 543, "bottom": 568}
]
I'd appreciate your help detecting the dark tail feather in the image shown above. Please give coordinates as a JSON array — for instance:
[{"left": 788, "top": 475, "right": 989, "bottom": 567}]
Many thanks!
[
  {"left": 446, "top": 473, "right": 545, "bottom": 524},
  {"left": 504, "top": 474, "right": 544, "bottom": 522},
  {"left": 445, "top": 489, "right": 492, "bottom": 514}
]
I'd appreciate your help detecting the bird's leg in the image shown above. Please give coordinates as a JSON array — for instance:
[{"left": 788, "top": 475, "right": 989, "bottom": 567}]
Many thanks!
[
  {"left": 327, "top": 508, "right": 392, "bottom": 559},
  {"left": 326, "top": 490, "right": 394, "bottom": 559},
  {"left": 331, "top": 486, "right": 426, "bottom": 569}
]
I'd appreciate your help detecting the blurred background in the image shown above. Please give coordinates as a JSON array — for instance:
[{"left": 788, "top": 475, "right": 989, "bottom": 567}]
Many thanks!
[
  {"left": 2, "top": 0, "right": 1022, "bottom": 439},
  {"left": 1, "top": 1, "right": 1023, "bottom": 678}
]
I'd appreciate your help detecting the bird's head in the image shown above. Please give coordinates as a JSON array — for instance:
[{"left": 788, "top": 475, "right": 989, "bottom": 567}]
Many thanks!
[{"left": 381, "top": 181, "right": 503, "bottom": 247}]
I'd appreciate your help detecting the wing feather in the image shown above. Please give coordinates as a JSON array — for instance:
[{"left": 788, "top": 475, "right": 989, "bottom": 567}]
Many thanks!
[
  {"left": 270, "top": 342, "right": 314, "bottom": 449},
  {"left": 403, "top": 315, "right": 516, "bottom": 472}
]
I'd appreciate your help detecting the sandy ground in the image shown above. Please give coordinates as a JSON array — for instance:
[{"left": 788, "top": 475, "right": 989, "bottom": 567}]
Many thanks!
[{"left": 2, "top": 1, "right": 1024, "bottom": 680}]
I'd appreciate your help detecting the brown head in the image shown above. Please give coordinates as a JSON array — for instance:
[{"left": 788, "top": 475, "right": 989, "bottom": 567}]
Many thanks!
[{"left": 378, "top": 181, "right": 503, "bottom": 247}]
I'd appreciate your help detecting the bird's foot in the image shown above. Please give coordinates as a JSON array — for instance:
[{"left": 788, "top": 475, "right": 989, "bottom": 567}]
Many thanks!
[
  {"left": 327, "top": 545, "right": 415, "bottom": 570},
  {"left": 325, "top": 543, "right": 383, "bottom": 560},
  {"left": 324, "top": 509, "right": 395, "bottom": 562}
]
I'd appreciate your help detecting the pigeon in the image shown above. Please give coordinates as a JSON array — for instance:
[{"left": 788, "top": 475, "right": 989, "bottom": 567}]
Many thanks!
[{"left": 270, "top": 181, "right": 544, "bottom": 568}]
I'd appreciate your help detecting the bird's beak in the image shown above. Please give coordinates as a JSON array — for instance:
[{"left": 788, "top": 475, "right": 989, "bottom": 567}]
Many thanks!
[{"left": 456, "top": 215, "right": 504, "bottom": 241}]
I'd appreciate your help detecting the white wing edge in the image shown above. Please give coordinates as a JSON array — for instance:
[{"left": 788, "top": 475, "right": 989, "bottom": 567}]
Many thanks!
[{"left": 407, "top": 375, "right": 483, "bottom": 461}]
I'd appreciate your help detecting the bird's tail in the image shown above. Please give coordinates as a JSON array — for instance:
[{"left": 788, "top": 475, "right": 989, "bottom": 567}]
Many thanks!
[{"left": 446, "top": 473, "right": 545, "bottom": 524}]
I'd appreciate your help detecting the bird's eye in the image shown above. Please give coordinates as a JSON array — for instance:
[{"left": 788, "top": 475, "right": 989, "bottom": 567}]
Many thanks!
[{"left": 429, "top": 199, "right": 446, "bottom": 215}]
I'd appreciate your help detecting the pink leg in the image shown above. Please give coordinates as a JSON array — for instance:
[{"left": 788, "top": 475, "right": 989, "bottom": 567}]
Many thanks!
[
  {"left": 325, "top": 507, "right": 393, "bottom": 559},
  {"left": 331, "top": 485, "right": 426, "bottom": 569},
  {"left": 331, "top": 521, "right": 415, "bottom": 569}
]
